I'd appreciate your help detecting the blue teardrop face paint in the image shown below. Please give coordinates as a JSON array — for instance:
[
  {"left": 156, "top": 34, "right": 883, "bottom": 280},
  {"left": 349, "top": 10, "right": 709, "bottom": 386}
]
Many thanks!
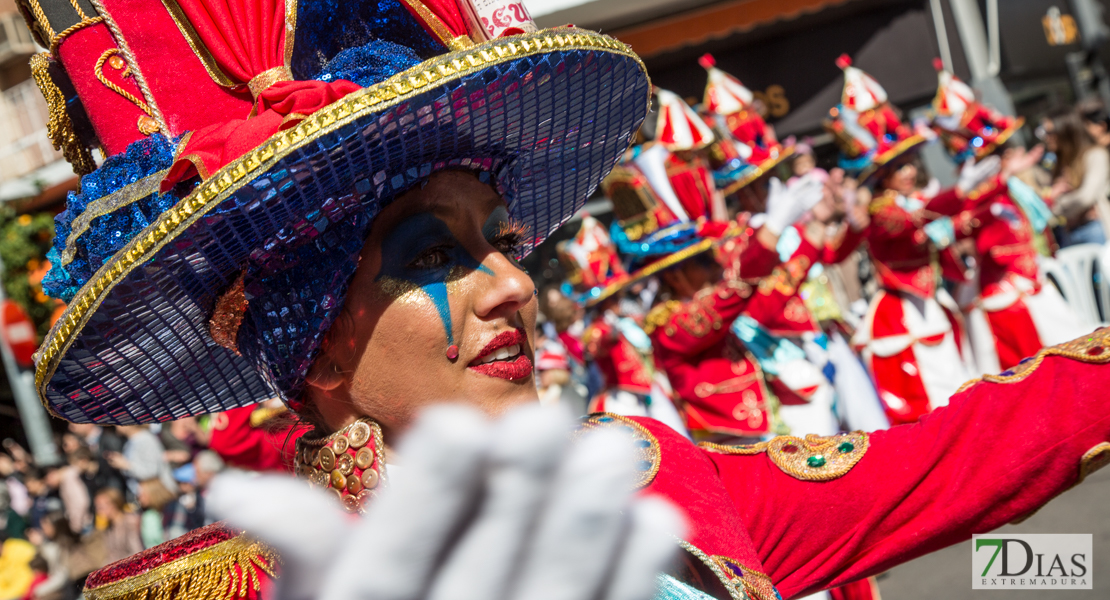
[{"left": 375, "top": 213, "right": 494, "bottom": 346}]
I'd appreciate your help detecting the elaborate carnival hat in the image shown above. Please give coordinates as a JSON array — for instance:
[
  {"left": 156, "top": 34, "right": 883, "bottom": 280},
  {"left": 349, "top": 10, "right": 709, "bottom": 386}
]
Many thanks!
[
  {"left": 24, "top": 0, "right": 650, "bottom": 425},
  {"left": 602, "top": 144, "right": 733, "bottom": 289},
  {"left": 698, "top": 53, "right": 793, "bottom": 194},
  {"left": 653, "top": 86, "right": 715, "bottom": 152},
  {"left": 556, "top": 215, "right": 630, "bottom": 306},
  {"left": 824, "top": 54, "right": 926, "bottom": 185},
  {"left": 930, "top": 59, "right": 1023, "bottom": 162}
]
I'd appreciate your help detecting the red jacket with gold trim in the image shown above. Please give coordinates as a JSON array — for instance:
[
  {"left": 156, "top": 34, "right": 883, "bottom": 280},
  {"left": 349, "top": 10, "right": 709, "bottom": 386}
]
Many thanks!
[
  {"left": 648, "top": 228, "right": 809, "bottom": 437},
  {"left": 953, "top": 177, "right": 1040, "bottom": 295},
  {"left": 583, "top": 318, "right": 654, "bottom": 396},
  {"left": 866, "top": 188, "right": 969, "bottom": 297}
]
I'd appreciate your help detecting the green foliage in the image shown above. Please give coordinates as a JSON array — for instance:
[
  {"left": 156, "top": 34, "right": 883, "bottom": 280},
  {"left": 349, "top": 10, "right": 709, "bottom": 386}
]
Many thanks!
[{"left": 0, "top": 204, "right": 58, "bottom": 340}]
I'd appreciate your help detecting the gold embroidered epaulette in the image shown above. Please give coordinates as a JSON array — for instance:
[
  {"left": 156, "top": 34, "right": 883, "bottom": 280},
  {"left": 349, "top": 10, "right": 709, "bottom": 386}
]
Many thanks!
[
  {"left": 957, "top": 328, "right": 1110, "bottom": 393},
  {"left": 643, "top": 299, "right": 681, "bottom": 335},
  {"left": 581, "top": 413, "right": 661, "bottom": 488},
  {"left": 701, "top": 432, "right": 869, "bottom": 481},
  {"left": 249, "top": 405, "right": 288, "bottom": 428},
  {"left": 868, "top": 189, "right": 898, "bottom": 216},
  {"left": 83, "top": 522, "right": 278, "bottom": 600}
]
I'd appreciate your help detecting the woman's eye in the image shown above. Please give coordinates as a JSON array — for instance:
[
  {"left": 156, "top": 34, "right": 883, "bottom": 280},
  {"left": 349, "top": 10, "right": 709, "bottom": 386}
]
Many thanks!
[
  {"left": 491, "top": 233, "right": 522, "bottom": 255},
  {"left": 409, "top": 247, "right": 451, "bottom": 270}
]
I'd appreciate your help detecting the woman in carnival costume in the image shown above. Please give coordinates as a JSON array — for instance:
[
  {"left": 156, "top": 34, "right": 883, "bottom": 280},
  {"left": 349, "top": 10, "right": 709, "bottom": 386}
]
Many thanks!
[
  {"left": 929, "top": 61, "right": 1088, "bottom": 373},
  {"left": 826, "top": 55, "right": 1000, "bottom": 425},
  {"left": 20, "top": 0, "right": 1110, "bottom": 599},
  {"left": 557, "top": 215, "right": 687, "bottom": 435}
]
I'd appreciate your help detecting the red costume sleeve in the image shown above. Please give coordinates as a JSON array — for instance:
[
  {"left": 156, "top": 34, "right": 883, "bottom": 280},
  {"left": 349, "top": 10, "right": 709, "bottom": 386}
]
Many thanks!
[
  {"left": 705, "top": 332, "right": 1110, "bottom": 598},
  {"left": 820, "top": 225, "right": 867, "bottom": 265},
  {"left": 208, "top": 406, "right": 299, "bottom": 472},
  {"left": 718, "top": 226, "right": 782, "bottom": 279}
]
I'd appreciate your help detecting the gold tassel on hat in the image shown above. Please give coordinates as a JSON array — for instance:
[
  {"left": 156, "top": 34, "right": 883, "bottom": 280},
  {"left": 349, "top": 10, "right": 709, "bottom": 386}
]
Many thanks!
[{"left": 30, "top": 52, "right": 97, "bottom": 176}]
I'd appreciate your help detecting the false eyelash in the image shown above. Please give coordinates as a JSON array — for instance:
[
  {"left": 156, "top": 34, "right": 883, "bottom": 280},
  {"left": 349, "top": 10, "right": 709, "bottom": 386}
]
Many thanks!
[{"left": 496, "top": 219, "right": 531, "bottom": 241}]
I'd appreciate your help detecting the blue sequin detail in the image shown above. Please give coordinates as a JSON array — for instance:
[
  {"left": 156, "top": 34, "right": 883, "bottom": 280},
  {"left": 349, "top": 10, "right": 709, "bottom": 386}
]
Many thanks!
[
  {"left": 610, "top": 219, "right": 703, "bottom": 259},
  {"left": 43, "top": 134, "right": 180, "bottom": 302},
  {"left": 292, "top": 0, "right": 446, "bottom": 80},
  {"left": 315, "top": 41, "right": 423, "bottom": 87}
]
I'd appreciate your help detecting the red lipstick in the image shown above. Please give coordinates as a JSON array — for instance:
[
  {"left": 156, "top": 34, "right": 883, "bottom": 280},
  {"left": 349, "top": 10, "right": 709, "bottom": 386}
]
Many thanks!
[{"left": 468, "top": 329, "right": 532, "bottom": 381}]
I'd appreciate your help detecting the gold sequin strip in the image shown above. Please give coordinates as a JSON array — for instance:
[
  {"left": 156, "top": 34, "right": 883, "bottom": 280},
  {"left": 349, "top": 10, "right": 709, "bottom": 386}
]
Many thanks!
[
  {"left": 61, "top": 168, "right": 171, "bottom": 265},
  {"left": 34, "top": 28, "right": 647, "bottom": 406},
  {"left": 701, "top": 431, "right": 870, "bottom": 482},
  {"left": 580, "top": 413, "right": 661, "bottom": 489},
  {"left": 83, "top": 534, "right": 278, "bottom": 600}
]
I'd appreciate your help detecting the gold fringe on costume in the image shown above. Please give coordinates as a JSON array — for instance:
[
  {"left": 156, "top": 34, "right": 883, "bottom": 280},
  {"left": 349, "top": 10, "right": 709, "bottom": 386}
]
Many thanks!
[
  {"left": 83, "top": 534, "right": 279, "bottom": 600},
  {"left": 30, "top": 53, "right": 97, "bottom": 176}
]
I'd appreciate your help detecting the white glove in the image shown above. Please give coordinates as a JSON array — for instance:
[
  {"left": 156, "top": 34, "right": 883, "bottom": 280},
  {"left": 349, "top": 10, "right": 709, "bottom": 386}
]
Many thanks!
[
  {"left": 764, "top": 175, "right": 824, "bottom": 235},
  {"left": 956, "top": 155, "right": 1001, "bottom": 194},
  {"left": 207, "top": 404, "right": 686, "bottom": 600}
]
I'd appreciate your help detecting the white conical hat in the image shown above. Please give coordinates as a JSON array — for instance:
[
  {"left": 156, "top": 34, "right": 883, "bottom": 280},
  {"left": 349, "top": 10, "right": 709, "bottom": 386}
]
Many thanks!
[
  {"left": 932, "top": 60, "right": 975, "bottom": 118},
  {"left": 699, "top": 54, "right": 754, "bottom": 116},
  {"left": 654, "top": 87, "right": 716, "bottom": 151},
  {"left": 837, "top": 54, "right": 888, "bottom": 112}
]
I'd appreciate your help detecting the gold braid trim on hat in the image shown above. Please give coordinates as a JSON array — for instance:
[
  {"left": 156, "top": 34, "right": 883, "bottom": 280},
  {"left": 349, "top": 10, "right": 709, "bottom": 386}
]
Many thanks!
[
  {"left": 30, "top": 53, "right": 97, "bottom": 176},
  {"left": 83, "top": 534, "right": 278, "bottom": 600}
]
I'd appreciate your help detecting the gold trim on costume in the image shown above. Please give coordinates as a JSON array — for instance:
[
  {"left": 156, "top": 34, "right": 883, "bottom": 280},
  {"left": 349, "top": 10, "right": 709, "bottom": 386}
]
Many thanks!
[
  {"left": 580, "top": 413, "right": 661, "bottom": 489},
  {"left": 284, "top": 0, "right": 297, "bottom": 69},
  {"left": 248, "top": 66, "right": 293, "bottom": 99},
  {"left": 88, "top": 0, "right": 171, "bottom": 134},
  {"left": 159, "top": 0, "right": 238, "bottom": 87},
  {"left": 83, "top": 534, "right": 278, "bottom": 600},
  {"left": 33, "top": 29, "right": 647, "bottom": 406},
  {"left": 61, "top": 168, "right": 171, "bottom": 265},
  {"left": 30, "top": 53, "right": 97, "bottom": 176},
  {"left": 49, "top": 16, "right": 105, "bottom": 55},
  {"left": 400, "top": 0, "right": 476, "bottom": 50},
  {"left": 701, "top": 431, "right": 870, "bottom": 482},
  {"left": 957, "top": 328, "right": 1110, "bottom": 393}
]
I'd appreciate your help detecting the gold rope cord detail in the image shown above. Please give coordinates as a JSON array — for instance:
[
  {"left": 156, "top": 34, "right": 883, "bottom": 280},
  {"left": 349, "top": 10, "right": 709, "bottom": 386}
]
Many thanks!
[
  {"left": 88, "top": 0, "right": 170, "bottom": 133},
  {"left": 158, "top": 0, "right": 238, "bottom": 87},
  {"left": 50, "top": 16, "right": 105, "bottom": 55},
  {"left": 95, "top": 49, "right": 152, "bottom": 116},
  {"left": 61, "top": 169, "right": 171, "bottom": 265},
  {"left": 25, "top": 0, "right": 55, "bottom": 39},
  {"left": 34, "top": 29, "right": 648, "bottom": 404},
  {"left": 956, "top": 327, "right": 1110, "bottom": 394},
  {"left": 67, "top": 0, "right": 88, "bottom": 19},
  {"left": 83, "top": 534, "right": 278, "bottom": 600},
  {"left": 29, "top": 53, "right": 97, "bottom": 176},
  {"left": 676, "top": 540, "right": 745, "bottom": 600}
]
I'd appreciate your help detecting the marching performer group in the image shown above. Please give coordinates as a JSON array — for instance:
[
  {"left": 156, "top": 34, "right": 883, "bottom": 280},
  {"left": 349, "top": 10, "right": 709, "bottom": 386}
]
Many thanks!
[
  {"left": 14, "top": 0, "right": 1110, "bottom": 598},
  {"left": 555, "top": 52, "right": 1090, "bottom": 441}
]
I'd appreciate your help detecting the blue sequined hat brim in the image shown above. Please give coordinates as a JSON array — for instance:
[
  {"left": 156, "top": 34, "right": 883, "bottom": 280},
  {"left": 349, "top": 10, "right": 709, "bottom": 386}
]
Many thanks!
[{"left": 36, "top": 29, "right": 650, "bottom": 424}]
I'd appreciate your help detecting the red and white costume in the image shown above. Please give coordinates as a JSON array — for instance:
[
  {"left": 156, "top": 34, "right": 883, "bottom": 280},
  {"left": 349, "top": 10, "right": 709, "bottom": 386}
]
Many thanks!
[
  {"left": 699, "top": 54, "right": 776, "bottom": 163},
  {"left": 853, "top": 188, "right": 975, "bottom": 425},
  {"left": 954, "top": 179, "right": 1089, "bottom": 372}
]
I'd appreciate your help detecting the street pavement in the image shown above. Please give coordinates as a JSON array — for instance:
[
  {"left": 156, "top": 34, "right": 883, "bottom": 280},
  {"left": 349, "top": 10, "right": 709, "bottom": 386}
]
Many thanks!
[{"left": 875, "top": 465, "right": 1110, "bottom": 599}]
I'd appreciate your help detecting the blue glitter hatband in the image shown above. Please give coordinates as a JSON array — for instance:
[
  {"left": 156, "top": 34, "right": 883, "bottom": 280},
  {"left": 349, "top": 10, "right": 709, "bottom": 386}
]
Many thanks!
[{"left": 36, "top": 29, "right": 650, "bottom": 424}]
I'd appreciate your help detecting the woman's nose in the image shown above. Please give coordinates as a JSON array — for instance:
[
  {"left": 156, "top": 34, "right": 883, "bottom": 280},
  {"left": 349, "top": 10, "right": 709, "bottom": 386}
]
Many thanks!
[{"left": 472, "top": 252, "right": 535, "bottom": 320}]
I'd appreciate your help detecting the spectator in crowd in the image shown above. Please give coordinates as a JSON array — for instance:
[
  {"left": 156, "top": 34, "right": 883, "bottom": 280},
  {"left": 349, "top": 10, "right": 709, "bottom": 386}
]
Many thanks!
[
  {"left": 24, "top": 512, "right": 80, "bottom": 600},
  {"left": 104, "top": 426, "right": 177, "bottom": 501},
  {"left": 1078, "top": 98, "right": 1110, "bottom": 148},
  {"left": 135, "top": 480, "right": 176, "bottom": 549},
  {"left": 1043, "top": 108, "right": 1110, "bottom": 245},
  {"left": 92, "top": 489, "right": 141, "bottom": 566},
  {"left": 43, "top": 467, "right": 86, "bottom": 538}
]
